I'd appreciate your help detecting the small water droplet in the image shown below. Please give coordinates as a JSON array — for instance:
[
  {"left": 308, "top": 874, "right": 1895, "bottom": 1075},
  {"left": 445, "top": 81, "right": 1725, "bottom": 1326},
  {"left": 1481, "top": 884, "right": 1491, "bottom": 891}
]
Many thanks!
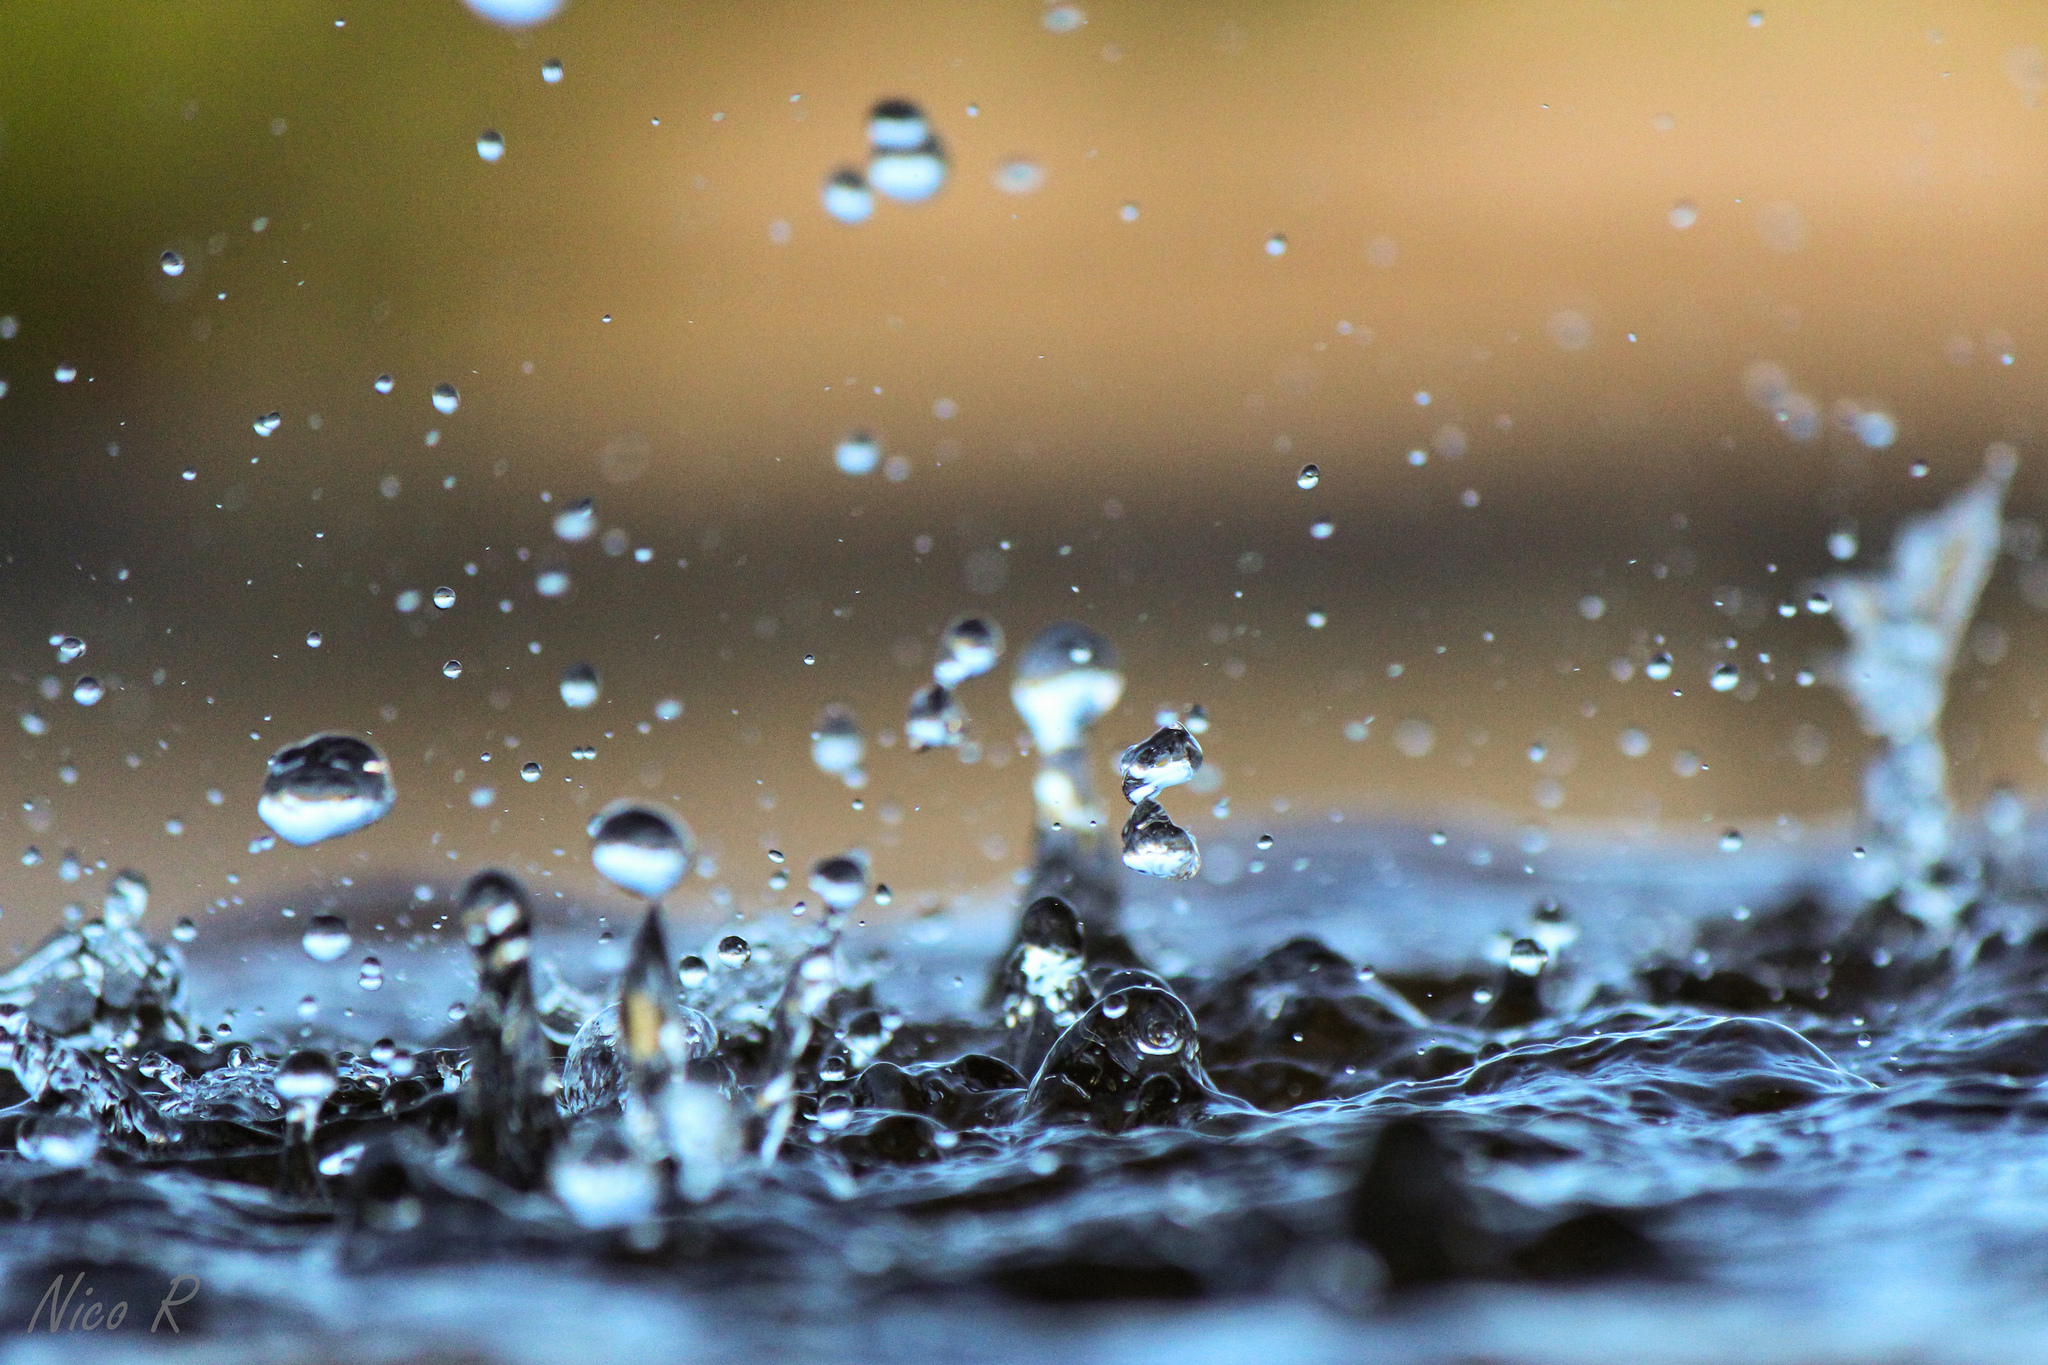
[
  {"left": 822, "top": 167, "right": 874, "bottom": 224},
  {"left": 1806, "top": 592, "right": 1832, "bottom": 615},
  {"left": 433, "top": 586, "right": 457, "bottom": 610},
  {"left": 160, "top": 250, "right": 185, "bottom": 277},
  {"left": 717, "top": 934, "right": 751, "bottom": 968},
  {"left": 476, "top": 130, "right": 505, "bottom": 163},
  {"left": 72, "top": 678, "right": 104, "bottom": 706},
  {"left": 541, "top": 58, "right": 563, "bottom": 83},
  {"left": 373, "top": 374, "right": 394, "bottom": 394},
  {"left": 553, "top": 497, "right": 596, "bottom": 542},
  {"left": 934, "top": 615, "right": 1005, "bottom": 687},
  {"left": 358, "top": 956, "right": 384, "bottom": 990},
  {"left": 677, "top": 954, "right": 710, "bottom": 989},
  {"left": 1506, "top": 938, "right": 1549, "bottom": 975},
  {"left": 305, "top": 630, "right": 323, "bottom": 648},
  {"left": 1121, "top": 798, "right": 1200, "bottom": 879},
  {"left": 1296, "top": 464, "right": 1320, "bottom": 490},
  {"left": 1645, "top": 652, "right": 1673, "bottom": 681},
  {"left": 443, "top": 659, "right": 463, "bottom": 679},
  {"left": 521, "top": 761, "right": 542, "bottom": 782},
  {"left": 1265, "top": 232, "right": 1288, "bottom": 256},
  {"left": 1711, "top": 663, "right": 1740, "bottom": 693},
  {"left": 431, "top": 382, "right": 460, "bottom": 415},
  {"left": 834, "top": 431, "right": 880, "bottom": 476},
  {"left": 1255, "top": 833, "right": 1274, "bottom": 851},
  {"left": 254, "top": 412, "right": 282, "bottom": 437},
  {"left": 1720, "top": 829, "right": 1745, "bottom": 852},
  {"left": 55, "top": 636, "right": 85, "bottom": 664},
  {"left": 172, "top": 916, "right": 198, "bottom": 943},
  {"left": 1118, "top": 725, "right": 1203, "bottom": 802}
]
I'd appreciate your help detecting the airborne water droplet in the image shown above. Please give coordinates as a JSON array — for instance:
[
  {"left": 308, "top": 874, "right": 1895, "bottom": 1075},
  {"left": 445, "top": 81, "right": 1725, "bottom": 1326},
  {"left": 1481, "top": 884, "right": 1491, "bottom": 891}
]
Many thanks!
[
  {"left": 476, "top": 130, "right": 505, "bottom": 163},
  {"left": 172, "top": 916, "right": 198, "bottom": 943},
  {"left": 432, "top": 383, "right": 460, "bottom": 415},
  {"left": 55, "top": 636, "right": 85, "bottom": 664},
  {"left": 160, "top": 250, "right": 185, "bottom": 277},
  {"left": 254, "top": 412, "right": 282, "bottom": 437},
  {"left": 299, "top": 912, "right": 352, "bottom": 962},
  {"left": 834, "top": 431, "right": 880, "bottom": 476},
  {"left": 677, "top": 954, "right": 709, "bottom": 989},
  {"left": 1118, "top": 725, "right": 1202, "bottom": 803},
  {"left": 443, "top": 660, "right": 463, "bottom": 679},
  {"left": 373, "top": 374, "right": 394, "bottom": 394},
  {"left": 717, "top": 934, "right": 751, "bottom": 967},
  {"left": 560, "top": 662, "right": 601, "bottom": 710},
  {"left": 553, "top": 498, "right": 596, "bottom": 542},
  {"left": 1646, "top": 652, "right": 1674, "bottom": 681},
  {"left": 1720, "top": 829, "right": 1745, "bottom": 852},
  {"left": 1121, "top": 798, "right": 1200, "bottom": 879},
  {"left": 433, "top": 586, "right": 456, "bottom": 610},
  {"left": 521, "top": 761, "right": 542, "bottom": 782},
  {"left": 809, "top": 855, "right": 867, "bottom": 913},
  {"left": 934, "top": 616, "right": 1005, "bottom": 687},
  {"left": 541, "top": 58, "right": 563, "bottom": 83},
  {"left": 1012, "top": 622, "right": 1125, "bottom": 754},
  {"left": 588, "top": 800, "right": 694, "bottom": 899},
  {"left": 305, "top": 631, "right": 322, "bottom": 648},
  {"left": 358, "top": 956, "right": 384, "bottom": 990},
  {"left": 72, "top": 678, "right": 104, "bottom": 706},
  {"left": 1296, "top": 464, "right": 1320, "bottom": 490},
  {"left": 1711, "top": 663, "right": 1740, "bottom": 693},
  {"left": 822, "top": 168, "right": 875, "bottom": 224},
  {"left": 257, "top": 732, "right": 396, "bottom": 846}
]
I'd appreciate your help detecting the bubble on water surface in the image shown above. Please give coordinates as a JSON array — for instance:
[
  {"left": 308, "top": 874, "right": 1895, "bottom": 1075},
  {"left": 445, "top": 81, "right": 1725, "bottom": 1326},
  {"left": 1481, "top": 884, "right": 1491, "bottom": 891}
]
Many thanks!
[
  {"left": 588, "top": 801, "right": 694, "bottom": 900},
  {"left": 822, "top": 169, "right": 874, "bottom": 224},
  {"left": 560, "top": 663, "right": 601, "bottom": 710},
  {"left": 301, "top": 913, "right": 352, "bottom": 962},
  {"left": 257, "top": 732, "right": 395, "bottom": 846}
]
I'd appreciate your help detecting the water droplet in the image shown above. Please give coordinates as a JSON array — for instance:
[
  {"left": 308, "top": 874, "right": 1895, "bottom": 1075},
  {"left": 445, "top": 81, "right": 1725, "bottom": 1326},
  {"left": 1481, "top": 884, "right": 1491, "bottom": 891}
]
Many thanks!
[
  {"left": 535, "top": 567, "right": 572, "bottom": 597},
  {"left": 1012, "top": 622, "right": 1125, "bottom": 753},
  {"left": 254, "top": 412, "right": 282, "bottom": 437},
  {"left": 834, "top": 431, "right": 880, "bottom": 476},
  {"left": 305, "top": 630, "right": 323, "bottom": 648},
  {"left": 521, "top": 761, "right": 542, "bottom": 782},
  {"left": 1711, "top": 663, "right": 1740, "bottom": 693},
  {"left": 1645, "top": 652, "right": 1673, "bottom": 681},
  {"left": 301, "top": 912, "right": 353, "bottom": 962},
  {"left": 443, "top": 659, "right": 463, "bottom": 679},
  {"left": 373, "top": 374, "right": 394, "bottom": 394},
  {"left": 717, "top": 934, "right": 751, "bottom": 968},
  {"left": 431, "top": 382, "right": 460, "bottom": 415},
  {"left": 172, "top": 916, "right": 198, "bottom": 943},
  {"left": 55, "top": 636, "right": 85, "bottom": 664},
  {"left": 54, "top": 365, "right": 76, "bottom": 383},
  {"left": 873, "top": 884, "right": 893, "bottom": 906},
  {"left": 994, "top": 158, "right": 1045, "bottom": 194},
  {"left": 1747, "top": 9, "right": 1764, "bottom": 26},
  {"left": 867, "top": 98, "right": 930, "bottom": 150},
  {"left": 1043, "top": 3, "right": 1085, "bottom": 33},
  {"left": 1720, "top": 829, "right": 1744, "bottom": 852},
  {"left": 934, "top": 615, "right": 1005, "bottom": 687},
  {"left": 1264, "top": 233, "right": 1288, "bottom": 257},
  {"left": 811, "top": 704, "right": 865, "bottom": 782},
  {"left": 433, "top": 586, "right": 456, "bottom": 610},
  {"left": 677, "top": 954, "right": 710, "bottom": 989},
  {"left": 1255, "top": 833, "right": 1274, "bottom": 851},
  {"left": 258, "top": 732, "right": 396, "bottom": 845},
  {"left": 1118, "top": 725, "right": 1202, "bottom": 802},
  {"left": 905, "top": 682, "right": 966, "bottom": 751},
  {"left": 809, "top": 855, "right": 867, "bottom": 912},
  {"left": 1121, "top": 798, "right": 1200, "bottom": 879},
  {"left": 588, "top": 800, "right": 694, "bottom": 899},
  {"left": 822, "top": 168, "right": 875, "bottom": 224},
  {"left": 1120, "top": 202, "right": 1140, "bottom": 222},
  {"left": 1506, "top": 938, "right": 1549, "bottom": 976},
  {"left": 560, "top": 662, "right": 601, "bottom": 710},
  {"left": 476, "top": 129, "right": 505, "bottom": 163},
  {"left": 358, "top": 956, "right": 384, "bottom": 990},
  {"left": 1828, "top": 528, "right": 1858, "bottom": 561},
  {"left": 72, "top": 678, "right": 104, "bottom": 706},
  {"left": 181, "top": 467, "right": 197, "bottom": 481},
  {"left": 553, "top": 497, "right": 597, "bottom": 542},
  {"left": 274, "top": 1049, "right": 338, "bottom": 1105},
  {"left": 160, "top": 250, "right": 185, "bottom": 277},
  {"left": 541, "top": 58, "right": 563, "bottom": 83},
  {"left": 1296, "top": 464, "right": 1320, "bottom": 490},
  {"left": 1668, "top": 199, "right": 1699, "bottom": 230},
  {"left": 1806, "top": 592, "right": 1832, "bottom": 614}
]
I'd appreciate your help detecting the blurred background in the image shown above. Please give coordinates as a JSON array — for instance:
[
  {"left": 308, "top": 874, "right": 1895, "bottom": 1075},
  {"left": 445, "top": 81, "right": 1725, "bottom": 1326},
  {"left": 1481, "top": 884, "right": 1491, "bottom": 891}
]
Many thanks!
[{"left": 2, "top": 0, "right": 2046, "bottom": 963}]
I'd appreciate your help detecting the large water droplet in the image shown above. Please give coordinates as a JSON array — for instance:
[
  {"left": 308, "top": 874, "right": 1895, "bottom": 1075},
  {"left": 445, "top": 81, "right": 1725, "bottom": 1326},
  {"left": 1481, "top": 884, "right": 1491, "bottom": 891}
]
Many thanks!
[
  {"left": 834, "top": 431, "right": 880, "bottom": 476},
  {"left": 301, "top": 913, "right": 353, "bottom": 962},
  {"left": 257, "top": 732, "right": 396, "bottom": 846},
  {"left": 432, "top": 383, "right": 460, "bottom": 415},
  {"left": 823, "top": 168, "right": 875, "bottom": 224},
  {"left": 809, "top": 855, "right": 867, "bottom": 913},
  {"left": 553, "top": 497, "right": 597, "bottom": 542},
  {"left": 1012, "top": 622, "right": 1124, "bottom": 752},
  {"left": 934, "top": 616, "right": 1005, "bottom": 687},
  {"left": 560, "top": 662, "right": 601, "bottom": 710},
  {"left": 521, "top": 761, "right": 542, "bottom": 782},
  {"left": 1118, "top": 725, "right": 1203, "bottom": 803},
  {"left": 274, "top": 1049, "right": 338, "bottom": 1105},
  {"left": 867, "top": 99, "right": 931, "bottom": 151},
  {"left": 1645, "top": 652, "right": 1673, "bottom": 682},
  {"left": 160, "top": 250, "right": 185, "bottom": 277},
  {"left": 868, "top": 143, "right": 947, "bottom": 203},
  {"left": 1122, "top": 798, "right": 1200, "bottom": 879},
  {"left": 588, "top": 801, "right": 694, "bottom": 899}
]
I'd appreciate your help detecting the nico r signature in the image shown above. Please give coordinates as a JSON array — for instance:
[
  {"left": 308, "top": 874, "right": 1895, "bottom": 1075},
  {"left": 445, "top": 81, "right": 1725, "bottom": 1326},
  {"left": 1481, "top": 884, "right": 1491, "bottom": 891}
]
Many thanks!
[{"left": 23, "top": 1272, "right": 201, "bottom": 1334}]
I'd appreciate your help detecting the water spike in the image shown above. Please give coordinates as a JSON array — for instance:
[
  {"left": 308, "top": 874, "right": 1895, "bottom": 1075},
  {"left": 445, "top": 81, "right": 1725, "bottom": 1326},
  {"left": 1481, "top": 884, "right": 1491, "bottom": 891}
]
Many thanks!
[
  {"left": 992, "top": 896, "right": 1095, "bottom": 1074},
  {"left": 456, "top": 870, "right": 560, "bottom": 1189},
  {"left": 755, "top": 944, "right": 840, "bottom": 1163},
  {"left": 1823, "top": 445, "right": 2016, "bottom": 926},
  {"left": 1010, "top": 622, "right": 1128, "bottom": 945}
]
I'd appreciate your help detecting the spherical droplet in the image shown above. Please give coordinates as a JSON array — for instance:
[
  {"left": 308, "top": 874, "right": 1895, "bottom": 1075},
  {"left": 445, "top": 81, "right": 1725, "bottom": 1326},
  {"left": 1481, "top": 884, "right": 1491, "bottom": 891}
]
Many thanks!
[
  {"left": 431, "top": 382, "right": 460, "bottom": 415},
  {"left": 55, "top": 636, "right": 86, "bottom": 664},
  {"left": 835, "top": 431, "right": 880, "bottom": 476},
  {"left": 1265, "top": 233, "right": 1288, "bottom": 257},
  {"left": 443, "top": 660, "right": 463, "bottom": 679},
  {"left": 476, "top": 130, "right": 505, "bottom": 163},
  {"left": 1720, "top": 829, "right": 1744, "bottom": 852},
  {"left": 301, "top": 913, "right": 353, "bottom": 962},
  {"left": 541, "top": 58, "right": 564, "bottom": 83},
  {"left": 305, "top": 631, "right": 323, "bottom": 648},
  {"left": 172, "top": 916, "right": 198, "bottom": 943},
  {"left": 433, "top": 586, "right": 456, "bottom": 610},
  {"left": 588, "top": 801, "right": 694, "bottom": 899},
  {"left": 373, "top": 374, "right": 394, "bottom": 394},
  {"left": 560, "top": 662, "right": 601, "bottom": 709},
  {"left": 72, "top": 678, "right": 104, "bottom": 707},
  {"left": 1296, "top": 464, "right": 1320, "bottom": 490},
  {"left": 160, "top": 250, "right": 185, "bottom": 277},
  {"left": 1710, "top": 663, "right": 1740, "bottom": 693},
  {"left": 521, "top": 761, "right": 542, "bottom": 782},
  {"left": 676, "top": 955, "right": 710, "bottom": 989},
  {"left": 258, "top": 733, "right": 395, "bottom": 846},
  {"left": 822, "top": 168, "right": 874, "bottom": 224},
  {"left": 717, "top": 934, "right": 752, "bottom": 967}
]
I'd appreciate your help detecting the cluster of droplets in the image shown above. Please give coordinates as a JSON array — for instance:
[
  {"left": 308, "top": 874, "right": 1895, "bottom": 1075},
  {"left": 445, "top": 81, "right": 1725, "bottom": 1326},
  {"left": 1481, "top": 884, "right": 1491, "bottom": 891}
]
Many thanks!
[
  {"left": 1115, "top": 722, "right": 1203, "bottom": 880},
  {"left": 905, "top": 615, "right": 1005, "bottom": 753},
  {"left": 822, "top": 99, "right": 949, "bottom": 225}
]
